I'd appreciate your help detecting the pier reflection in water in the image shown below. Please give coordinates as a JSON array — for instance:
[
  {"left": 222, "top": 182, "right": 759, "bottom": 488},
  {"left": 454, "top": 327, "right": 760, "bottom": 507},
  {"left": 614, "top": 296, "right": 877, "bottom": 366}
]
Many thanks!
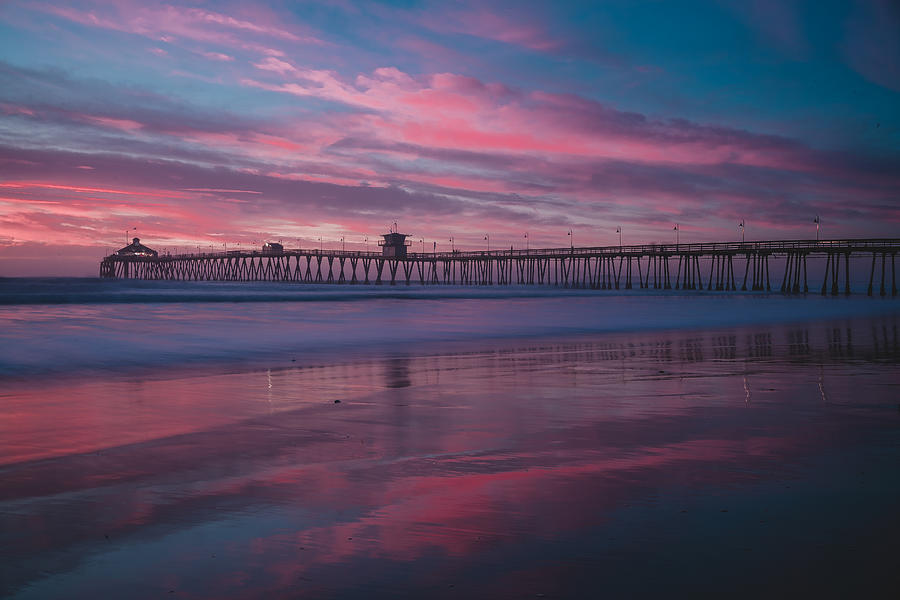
[{"left": 1, "top": 317, "right": 899, "bottom": 599}]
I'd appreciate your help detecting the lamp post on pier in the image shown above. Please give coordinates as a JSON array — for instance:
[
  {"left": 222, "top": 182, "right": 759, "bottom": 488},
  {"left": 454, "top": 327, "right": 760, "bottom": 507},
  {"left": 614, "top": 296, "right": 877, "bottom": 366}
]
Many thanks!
[
  {"left": 450, "top": 236, "right": 455, "bottom": 252},
  {"left": 484, "top": 234, "right": 490, "bottom": 252},
  {"left": 617, "top": 226, "right": 622, "bottom": 248},
  {"left": 674, "top": 223, "right": 680, "bottom": 246},
  {"left": 739, "top": 220, "right": 745, "bottom": 243},
  {"left": 341, "top": 236, "right": 345, "bottom": 252},
  {"left": 525, "top": 232, "right": 529, "bottom": 251},
  {"left": 567, "top": 229, "right": 573, "bottom": 251},
  {"left": 814, "top": 215, "right": 820, "bottom": 241}
]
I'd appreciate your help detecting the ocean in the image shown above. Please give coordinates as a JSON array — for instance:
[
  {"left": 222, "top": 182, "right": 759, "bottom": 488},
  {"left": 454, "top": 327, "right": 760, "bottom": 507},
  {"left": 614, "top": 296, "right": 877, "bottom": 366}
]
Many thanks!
[{"left": 1, "top": 278, "right": 899, "bottom": 598}]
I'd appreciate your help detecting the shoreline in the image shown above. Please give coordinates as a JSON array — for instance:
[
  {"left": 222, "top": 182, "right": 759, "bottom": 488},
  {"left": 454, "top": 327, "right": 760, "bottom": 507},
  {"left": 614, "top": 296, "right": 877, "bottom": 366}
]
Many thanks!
[
  {"left": 2, "top": 287, "right": 899, "bottom": 383},
  {"left": 1, "top": 308, "right": 897, "bottom": 388}
]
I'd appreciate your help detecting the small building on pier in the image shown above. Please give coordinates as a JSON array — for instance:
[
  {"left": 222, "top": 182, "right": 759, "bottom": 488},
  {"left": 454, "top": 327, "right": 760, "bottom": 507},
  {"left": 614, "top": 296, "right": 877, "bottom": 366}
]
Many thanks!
[
  {"left": 115, "top": 237, "right": 157, "bottom": 257},
  {"left": 379, "top": 232, "right": 411, "bottom": 257},
  {"left": 262, "top": 242, "right": 284, "bottom": 255}
]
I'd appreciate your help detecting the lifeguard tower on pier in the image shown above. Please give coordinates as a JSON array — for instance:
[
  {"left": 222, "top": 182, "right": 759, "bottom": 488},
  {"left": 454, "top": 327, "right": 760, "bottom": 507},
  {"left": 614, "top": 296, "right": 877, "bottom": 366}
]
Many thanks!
[{"left": 379, "top": 227, "right": 411, "bottom": 257}]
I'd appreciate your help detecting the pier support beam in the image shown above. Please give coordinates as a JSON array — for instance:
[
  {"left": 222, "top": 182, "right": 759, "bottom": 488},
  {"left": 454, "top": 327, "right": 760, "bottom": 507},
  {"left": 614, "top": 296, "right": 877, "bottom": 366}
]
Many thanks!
[{"left": 844, "top": 253, "right": 851, "bottom": 296}]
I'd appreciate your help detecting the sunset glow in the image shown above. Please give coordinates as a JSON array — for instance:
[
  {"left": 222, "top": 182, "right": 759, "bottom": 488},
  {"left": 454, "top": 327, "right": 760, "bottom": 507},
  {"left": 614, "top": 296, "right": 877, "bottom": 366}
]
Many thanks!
[{"left": 1, "top": 1, "right": 898, "bottom": 275}]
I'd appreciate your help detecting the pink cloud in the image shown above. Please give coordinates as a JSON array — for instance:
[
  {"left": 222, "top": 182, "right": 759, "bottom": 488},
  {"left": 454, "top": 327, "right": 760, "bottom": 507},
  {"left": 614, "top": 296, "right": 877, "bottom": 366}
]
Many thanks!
[
  {"left": 267, "top": 171, "right": 369, "bottom": 188},
  {"left": 199, "top": 51, "right": 234, "bottom": 62},
  {"left": 38, "top": 1, "right": 324, "bottom": 56},
  {"left": 253, "top": 56, "right": 297, "bottom": 76},
  {"left": 245, "top": 63, "right": 826, "bottom": 176},
  {"left": 178, "top": 6, "right": 302, "bottom": 41},
  {"left": 182, "top": 188, "right": 261, "bottom": 194},
  {"left": 81, "top": 115, "right": 144, "bottom": 132},
  {"left": 0, "top": 103, "right": 36, "bottom": 116},
  {"left": 0, "top": 181, "right": 190, "bottom": 199},
  {"left": 419, "top": 5, "right": 561, "bottom": 52}
]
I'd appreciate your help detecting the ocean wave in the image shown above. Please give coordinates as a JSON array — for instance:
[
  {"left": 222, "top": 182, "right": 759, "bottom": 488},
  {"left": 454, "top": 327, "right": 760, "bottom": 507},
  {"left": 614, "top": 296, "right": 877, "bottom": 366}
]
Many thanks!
[{"left": 1, "top": 278, "right": 898, "bottom": 381}]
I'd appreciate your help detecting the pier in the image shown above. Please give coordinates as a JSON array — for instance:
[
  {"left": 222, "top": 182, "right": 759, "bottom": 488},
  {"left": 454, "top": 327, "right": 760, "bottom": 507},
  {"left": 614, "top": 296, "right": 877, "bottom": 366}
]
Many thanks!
[{"left": 100, "top": 238, "right": 900, "bottom": 297}]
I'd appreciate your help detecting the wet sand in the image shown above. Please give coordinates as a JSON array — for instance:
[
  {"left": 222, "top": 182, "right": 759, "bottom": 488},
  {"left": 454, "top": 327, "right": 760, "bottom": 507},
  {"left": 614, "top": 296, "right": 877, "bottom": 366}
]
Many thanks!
[{"left": 2, "top": 317, "right": 900, "bottom": 598}]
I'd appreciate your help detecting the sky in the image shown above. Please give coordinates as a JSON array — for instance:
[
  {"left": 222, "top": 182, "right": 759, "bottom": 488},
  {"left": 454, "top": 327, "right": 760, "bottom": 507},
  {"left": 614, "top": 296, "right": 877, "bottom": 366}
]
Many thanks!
[{"left": 0, "top": 0, "right": 898, "bottom": 276}]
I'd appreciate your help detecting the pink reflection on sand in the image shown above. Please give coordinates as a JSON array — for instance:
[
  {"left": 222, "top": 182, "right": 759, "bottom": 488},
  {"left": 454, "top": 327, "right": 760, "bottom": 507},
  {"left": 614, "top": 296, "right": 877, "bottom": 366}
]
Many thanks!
[{"left": 2, "top": 320, "right": 899, "bottom": 598}]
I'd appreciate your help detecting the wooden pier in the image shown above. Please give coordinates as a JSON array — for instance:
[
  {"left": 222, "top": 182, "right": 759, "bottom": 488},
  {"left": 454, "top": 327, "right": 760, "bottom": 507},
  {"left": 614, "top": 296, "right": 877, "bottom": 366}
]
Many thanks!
[{"left": 100, "top": 239, "right": 900, "bottom": 296}]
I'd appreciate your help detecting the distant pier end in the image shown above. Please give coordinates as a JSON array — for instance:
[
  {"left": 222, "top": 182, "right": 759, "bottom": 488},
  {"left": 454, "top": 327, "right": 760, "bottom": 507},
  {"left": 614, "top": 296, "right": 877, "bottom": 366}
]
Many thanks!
[
  {"left": 117, "top": 237, "right": 158, "bottom": 257},
  {"left": 100, "top": 237, "right": 157, "bottom": 278}
]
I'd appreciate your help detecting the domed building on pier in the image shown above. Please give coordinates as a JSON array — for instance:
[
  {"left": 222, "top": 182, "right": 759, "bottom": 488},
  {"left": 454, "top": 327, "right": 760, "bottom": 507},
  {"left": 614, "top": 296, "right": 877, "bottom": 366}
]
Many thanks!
[{"left": 115, "top": 237, "right": 158, "bottom": 257}]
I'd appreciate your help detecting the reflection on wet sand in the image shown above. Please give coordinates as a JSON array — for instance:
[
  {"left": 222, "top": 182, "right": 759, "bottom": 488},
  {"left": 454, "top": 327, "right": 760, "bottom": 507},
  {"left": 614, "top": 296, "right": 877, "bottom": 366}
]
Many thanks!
[
  {"left": 2, "top": 317, "right": 899, "bottom": 599},
  {"left": 384, "top": 357, "right": 413, "bottom": 389}
]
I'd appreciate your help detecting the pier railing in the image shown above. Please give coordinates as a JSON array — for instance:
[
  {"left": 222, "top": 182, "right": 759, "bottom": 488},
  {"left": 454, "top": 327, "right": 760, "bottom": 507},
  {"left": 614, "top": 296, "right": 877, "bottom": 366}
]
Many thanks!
[{"left": 128, "top": 238, "right": 900, "bottom": 261}]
